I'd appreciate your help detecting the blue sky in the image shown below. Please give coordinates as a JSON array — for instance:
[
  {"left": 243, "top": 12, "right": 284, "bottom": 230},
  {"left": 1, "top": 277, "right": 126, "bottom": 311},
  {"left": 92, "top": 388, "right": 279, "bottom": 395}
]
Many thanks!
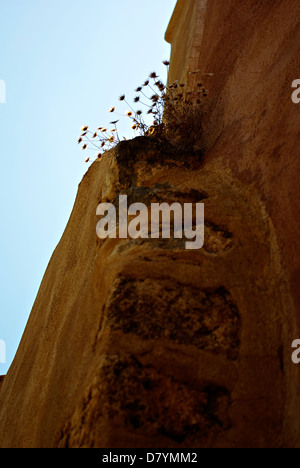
[{"left": 0, "top": 0, "right": 177, "bottom": 373}]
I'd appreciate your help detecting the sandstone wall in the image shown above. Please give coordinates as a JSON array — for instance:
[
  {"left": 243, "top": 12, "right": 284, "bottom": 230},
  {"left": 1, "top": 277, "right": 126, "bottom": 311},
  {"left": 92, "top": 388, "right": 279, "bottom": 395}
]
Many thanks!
[
  {"left": 166, "top": 0, "right": 300, "bottom": 328},
  {"left": 0, "top": 0, "right": 299, "bottom": 448}
]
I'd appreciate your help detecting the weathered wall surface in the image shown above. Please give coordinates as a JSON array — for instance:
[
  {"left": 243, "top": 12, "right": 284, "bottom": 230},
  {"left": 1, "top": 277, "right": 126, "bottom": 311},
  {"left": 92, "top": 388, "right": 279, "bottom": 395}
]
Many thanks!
[
  {"left": 165, "top": 0, "right": 208, "bottom": 86},
  {"left": 0, "top": 138, "right": 296, "bottom": 448},
  {"left": 166, "top": 0, "right": 300, "bottom": 329},
  {"left": 0, "top": 0, "right": 299, "bottom": 448}
]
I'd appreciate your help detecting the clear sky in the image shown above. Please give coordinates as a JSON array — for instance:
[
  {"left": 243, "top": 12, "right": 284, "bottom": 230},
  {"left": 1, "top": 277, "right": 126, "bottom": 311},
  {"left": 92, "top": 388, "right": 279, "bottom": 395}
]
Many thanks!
[{"left": 0, "top": 0, "right": 177, "bottom": 374}]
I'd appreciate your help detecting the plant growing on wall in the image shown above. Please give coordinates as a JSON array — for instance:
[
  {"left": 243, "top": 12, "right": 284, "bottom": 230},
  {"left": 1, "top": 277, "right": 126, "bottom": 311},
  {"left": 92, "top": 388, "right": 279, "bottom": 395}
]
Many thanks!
[{"left": 79, "top": 61, "right": 211, "bottom": 163}]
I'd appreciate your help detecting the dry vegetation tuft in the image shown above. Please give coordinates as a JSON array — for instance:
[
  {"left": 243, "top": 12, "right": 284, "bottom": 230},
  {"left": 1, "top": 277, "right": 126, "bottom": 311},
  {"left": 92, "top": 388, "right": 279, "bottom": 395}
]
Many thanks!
[{"left": 79, "top": 62, "right": 214, "bottom": 163}]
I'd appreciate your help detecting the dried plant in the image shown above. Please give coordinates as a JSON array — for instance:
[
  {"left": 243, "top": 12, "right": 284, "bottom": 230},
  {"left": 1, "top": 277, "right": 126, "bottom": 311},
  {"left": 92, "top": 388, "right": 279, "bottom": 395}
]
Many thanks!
[{"left": 79, "top": 61, "right": 212, "bottom": 162}]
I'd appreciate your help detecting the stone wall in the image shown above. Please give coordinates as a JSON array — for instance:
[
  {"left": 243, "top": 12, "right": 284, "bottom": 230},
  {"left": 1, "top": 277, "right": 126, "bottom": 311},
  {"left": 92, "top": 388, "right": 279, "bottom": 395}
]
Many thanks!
[{"left": 0, "top": 0, "right": 299, "bottom": 448}]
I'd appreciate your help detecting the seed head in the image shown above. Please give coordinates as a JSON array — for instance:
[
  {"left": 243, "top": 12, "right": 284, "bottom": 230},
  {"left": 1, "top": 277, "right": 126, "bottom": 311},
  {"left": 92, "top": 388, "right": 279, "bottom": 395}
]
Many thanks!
[
  {"left": 82, "top": 144, "right": 87, "bottom": 150},
  {"left": 119, "top": 95, "right": 125, "bottom": 101},
  {"left": 81, "top": 126, "right": 88, "bottom": 132},
  {"left": 126, "top": 111, "right": 133, "bottom": 117},
  {"left": 163, "top": 60, "right": 170, "bottom": 66},
  {"left": 109, "top": 107, "right": 115, "bottom": 113},
  {"left": 155, "top": 81, "right": 165, "bottom": 92}
]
